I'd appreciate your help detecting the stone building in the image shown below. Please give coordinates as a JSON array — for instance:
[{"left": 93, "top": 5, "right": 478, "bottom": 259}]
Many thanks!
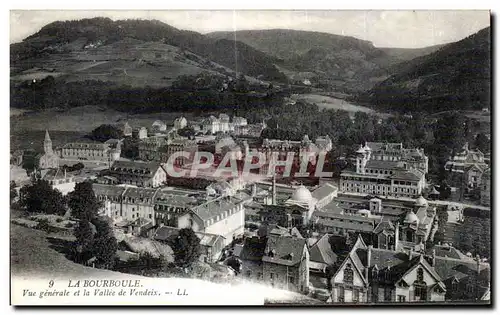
[
  {"left": 106, "top": 160, "right": 167, "bottom": 188},
  {"left": 239, "top": 229, "right": 310, "bottom": 294},
  {"left": 330, "top": 236, "right": 446, "bottom": 303},
  {"left": 38, "top": 130, "right": 59, "bottom": 169},
  {"left": 444, "top": 142, "right": 488, "bottom": 173},
  {"left": 174, "top": 116, "right": 188, "bottom": 130},
  {"left": 340, "top": 143, "right": 426, "bottom": 198}
]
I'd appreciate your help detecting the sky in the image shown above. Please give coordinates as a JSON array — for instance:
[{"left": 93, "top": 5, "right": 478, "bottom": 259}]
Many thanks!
[{"left": 10, "top": 10, "right": 490, "bottom": 48}]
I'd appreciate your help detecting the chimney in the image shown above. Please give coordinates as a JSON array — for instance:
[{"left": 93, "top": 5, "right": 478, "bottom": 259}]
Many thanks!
[
  {"left": 394, "top": 222, "right": 400, "bottom": 251},
  {"left": 431, "top": 249, "right": 436, "bottom": 267},
  {"left": 408, "top": 247, "right": 413, "bottom": 260},
  {"left": 252, "top": 183, "right": 257, "bottom": 197},
  {"left": 476, "top": 254, "right": 481, "bottom": 275},
  {"left": 272, "top": 174, "right": 277, "bottom": 206},
  {"left": 365, "top": 245, "right": 372, "bottom": 280}
]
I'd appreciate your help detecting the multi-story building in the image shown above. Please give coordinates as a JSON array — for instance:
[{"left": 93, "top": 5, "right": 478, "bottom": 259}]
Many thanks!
[
  {"left": 138, "top": 136, "right": 197, "bottom": 166},
  {"left": 105, "top": 160, "right": 167, "bottom": 188},
  {"left": 329, "top": 236, "right": 446, "bottom": 303},
  {"left": 328, "top": 236, "right": 490, "bottom": 303},
  {"left": 123, "top": 122, "right": 133, "bottom": 137},
  {"left": 174, "top": 116, "right": 188, "bottom": 130},
  {"left": 93, "top": 181, "right": 248, "bottom": 245},
  {"left": 177, "top": 195, "right": 248, "bottom": 246},
  {"left": 365, "top": 142, "right": 429, "bottom": 174},
  {"left": 138, "top": 136, "right": 168, "bottom": 162},
  {"left": 152, "top": 120, "right": 167, "bottom": 132},
  {"left": 444, "top": 142, "right": 488, "bottom": 173},
  {"left": 239, "top": 229, "right": 310, "bottom": 294},
  {"left": 59, "top": 141, "right": 121, "bottom": 166},
  {"left": 340, "top": 144, "right": 426, "bottom": 198}
]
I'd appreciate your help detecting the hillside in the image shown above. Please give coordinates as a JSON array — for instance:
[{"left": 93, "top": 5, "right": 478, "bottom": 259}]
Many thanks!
[
  {"left": 359, "top": 27, "right": 491, "bottom": 113},
  {"left": 380, "top": 44, "right": 446, "bottom": 62},
  {"left": 208, "top": 29, "right": 443, "bottom": 92},
  {"left": 10, "top": 18, "right": 287, "bottom": 85}
]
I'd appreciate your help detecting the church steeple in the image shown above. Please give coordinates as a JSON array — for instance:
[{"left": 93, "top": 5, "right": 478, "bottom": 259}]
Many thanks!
[{"left": 44, "top": 130, "right": 53, "bottom": 154}]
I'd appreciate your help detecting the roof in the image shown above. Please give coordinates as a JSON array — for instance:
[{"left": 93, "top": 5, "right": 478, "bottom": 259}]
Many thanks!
[
  {"left": 63, "top": 142, "right": 109, "bottom": 150},
  {"left": 313, "top": 211, "right": 376, "bottom": 223},
  {"left": 365, "top": 142, "right": 403, "bottom": 152},
  {"left": 366, "top": 160, "right": 404, "bottom": 170},
  {"left": 390, "top": 169, "right": 423, "bottom": 181},
  {"left": 110, "top": 160, "right": 163, "bottom": 175},
  {"left": 239, "top": 236, "right": 267, "bottom": 261},
  {"left": 92, "top": 183, "right": 128, "bottom": 197},
  {"left": 311, "top": 183, "right": 338, "bottom": 201},
  {"left": 154, "top": 226, "right": 224, "bottom": 248},
  {"left": 309, "top": 234, "right": 338, "bottom": 265},
  {"left": 317, "top": 217, "right": 375, "bottom": 233},
  {"left": 262, "top": 235, "right": 307, "bottom": 266},
  {"left": 123, "top": 187, "right": 158, "bottom": 200},
  {"left": 373, "top": 220, "right": 395, "bottom": 234},
  {"left": 190, "top": 196, "right": 238, "bottom": 221}
]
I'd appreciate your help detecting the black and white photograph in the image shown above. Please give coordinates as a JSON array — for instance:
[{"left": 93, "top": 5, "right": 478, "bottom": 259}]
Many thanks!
[{"left": 9, "top": 9, "right": 492, "bottom": 306}]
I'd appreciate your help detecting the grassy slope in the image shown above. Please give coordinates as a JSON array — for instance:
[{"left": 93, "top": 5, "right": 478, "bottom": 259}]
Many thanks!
[{"left": 10, "top": 223, "right": 122, "bottom": 279}]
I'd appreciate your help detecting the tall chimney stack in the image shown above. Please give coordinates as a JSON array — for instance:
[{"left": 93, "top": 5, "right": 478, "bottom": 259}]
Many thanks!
[
  {"left": 476, "top": 254, "right": 481, "bottom": 275},
  {"left": 395, "top": 222, "right": 400, "bottom": 251},
  {"left": 365, "top": 245, "right": 373, "bottom": 280},
  {"left": 272, "top": 173, "right": 277, "bottom": 206}
]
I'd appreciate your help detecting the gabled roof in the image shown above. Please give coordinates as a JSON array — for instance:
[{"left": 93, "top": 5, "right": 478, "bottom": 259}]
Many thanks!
[
  {"left": 311, "top": 183, "right": 338, "bottom": 201},
  {"left": 373, "top": 220, "right": 395, "bottom": 234},
  {"left": 262, "top": 235, "right": 307, "bottom": 266},
  {"left": 309, "top": 234, "right": 338, "bottom": 265},
  {"left": 239, "top": 236, "right": 267, "bottom": 261}
]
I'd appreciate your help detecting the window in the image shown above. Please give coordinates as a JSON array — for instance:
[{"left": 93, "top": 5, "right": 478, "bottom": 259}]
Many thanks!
[
  {"left": 338, "top": 287, "right": 345, "bottom": 302},
  {"left": 417, "top": 268, "right": 424, "bottom": 282},
  {"left": 384, "top": 287, "right": 391, "bottom": 301},
  {"left": 371, "top": 288, "right": 378, "bottom": 302},
  {"left": 414, "top": 285, "right": 427, "bottom": 301},
  {"left": 270, "top": 273, "right": 274, "bottom": 280},
  {"left": 288, "top": 276, "right": 295, "bottom": 285},
  {"left": 344, "top": 264, "right": 354, "bottom": 284},
  {"left": 398, "top": 295, "right": 406, "bottom": 302},
  {"left": 353, "top": 289, "right": 360, "bottom": 302}
]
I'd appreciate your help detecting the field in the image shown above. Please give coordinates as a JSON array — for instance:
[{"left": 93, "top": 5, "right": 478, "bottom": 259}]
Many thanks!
[
  {"left": 10, "top": 105, "right": 200, "bottom": 134},
  {"left": 292, "top": 93, "right": 391, "bottom": 118}
]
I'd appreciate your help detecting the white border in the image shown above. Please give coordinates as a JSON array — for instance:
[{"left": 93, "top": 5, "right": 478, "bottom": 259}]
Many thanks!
[{"left": 2, "top": 1, "right": 498, "bottom": 314}]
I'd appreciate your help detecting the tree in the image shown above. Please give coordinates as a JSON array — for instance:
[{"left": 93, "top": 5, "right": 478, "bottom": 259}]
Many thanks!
[
  {"left": 177, "top": 127, "right": 196, "bottom": 138},
  {"left": 169, "top": 228, "right": 201, "bottom": 268},
  {"left": 74, "top": 220, "right": 95, "bottom": 254},
  {"left": 68, "top": 181, "right": 101, "bottom": 221},
  {"left": 88, "top": 124, "right": 122, "bottom": 142},
  {"left": 122, "top": 137, "right": 140, "bottom": 160},
  {"left": 474, "top": 133, "right": 490, "bottom": 153},
  {"left": 91, "top": 217, "right": 118, "bottom": 268},
  {"left": 10, "top": 181, "right": 18, "bottom": 204},
  {"left": 18, "top": 180, "right": 66, "bottom": 215}
]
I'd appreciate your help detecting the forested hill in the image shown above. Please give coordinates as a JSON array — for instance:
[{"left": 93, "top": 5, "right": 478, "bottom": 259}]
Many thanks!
[
  {"left": 207, "top": 29, "right": 444, "bottom": 91},
  {"left": 11, "top": 18, "right": 286, "bottom": 82},
  {"left": 358, "top": 27, "right": 491, "bottom": 113}
]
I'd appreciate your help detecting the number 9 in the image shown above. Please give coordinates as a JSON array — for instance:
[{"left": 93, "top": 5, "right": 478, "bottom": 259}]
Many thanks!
[{"left": 49, "top": 280, "right": 54, "bottom": 288}]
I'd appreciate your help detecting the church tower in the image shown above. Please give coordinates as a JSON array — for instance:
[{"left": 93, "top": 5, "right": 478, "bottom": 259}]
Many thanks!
[{"left": 44, "top": 130, "right": 53, "bottom": 154}]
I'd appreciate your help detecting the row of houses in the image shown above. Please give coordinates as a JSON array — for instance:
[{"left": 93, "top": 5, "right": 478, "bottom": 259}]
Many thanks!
[{"left": 232, "top": 227, "right": 490, "bottom": 303}]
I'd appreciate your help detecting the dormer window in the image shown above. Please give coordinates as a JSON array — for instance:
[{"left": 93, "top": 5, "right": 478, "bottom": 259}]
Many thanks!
[{"left": 268, "top": 249, "right": 275, "bottom": 257}]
